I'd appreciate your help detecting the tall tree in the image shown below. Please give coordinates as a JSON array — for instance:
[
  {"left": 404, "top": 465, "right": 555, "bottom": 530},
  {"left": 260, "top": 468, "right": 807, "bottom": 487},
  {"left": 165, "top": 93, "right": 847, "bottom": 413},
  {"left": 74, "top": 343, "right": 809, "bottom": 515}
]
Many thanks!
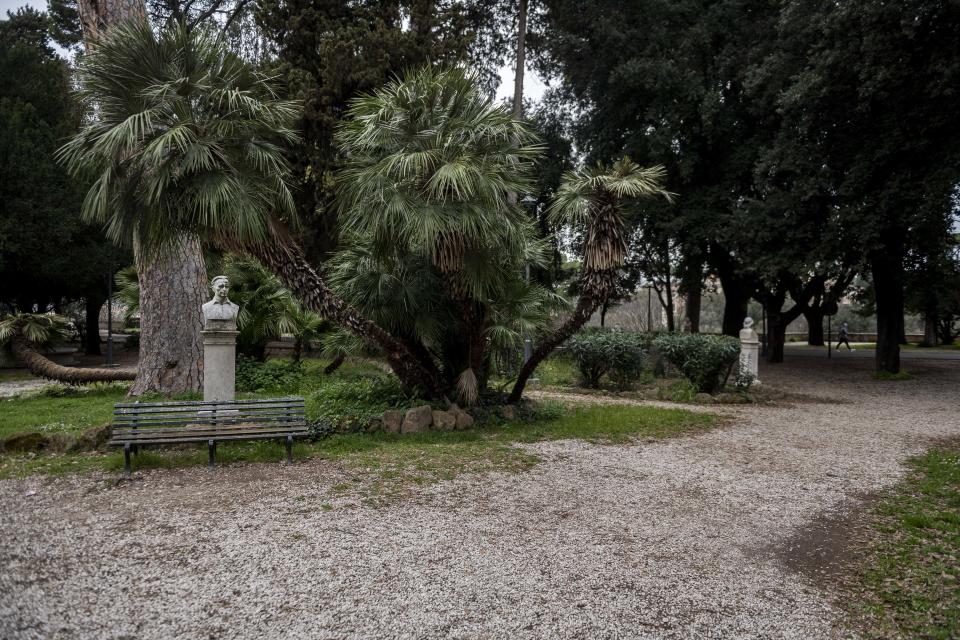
[
  {"left": 0, "top": 6, "right": 127, "bottom": 354},
  {"left": 773, "top": 0, "right": 960, "bottom": 372},
  {"left": 74, "top": 0, "right": 209, "bottom": 394},
  {"left": 255, "top": 0, "right": 489, "bottom": 264}
]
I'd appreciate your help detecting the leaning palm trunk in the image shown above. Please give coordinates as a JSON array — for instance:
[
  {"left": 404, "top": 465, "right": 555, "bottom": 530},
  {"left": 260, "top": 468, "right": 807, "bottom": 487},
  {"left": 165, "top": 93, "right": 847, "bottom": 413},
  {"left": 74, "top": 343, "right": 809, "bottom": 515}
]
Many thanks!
[
  {"left": 241, "top": 228, "right": 445, "bottom": 398},
  {"left": 508, "top": 271, "right": 613, "bottom": 403},
  {"left": 9, "top": 333, "right": 135, "bottom": 384}
]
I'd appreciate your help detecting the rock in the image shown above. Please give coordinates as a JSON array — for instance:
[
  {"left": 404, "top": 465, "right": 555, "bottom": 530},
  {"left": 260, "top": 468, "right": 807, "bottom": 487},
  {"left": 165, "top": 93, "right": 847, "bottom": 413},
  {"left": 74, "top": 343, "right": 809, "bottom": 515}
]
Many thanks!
[
  {"left": 75, "top": 424, "right": 112, "bottom": 450},
  {"left": 401, "top": 405, "right": 433, "bottom": 433},
  {"left": 48, "top": 433, "right": 77, "bottom": 453},
  {"left": 382, "top": 410, "right": 403, "bottom": 434},
  {"left": 1, "top": 432, "right": 52, "bottom": 453},
  {"left": 642, "top": 388, "right": 661, "bottom": 400},
  {"left": 432, "top": 410, "right": 457, "bottom": 431},
  {"left": 693, "top": 393, "right": 715, "bottom": 404},
  {"left": 499, "top": 405, "right": 517, "bottom": 421},
  {"left": 366, "top": 417, "right": 383, "bottom": 433},
  {"left": 454, "top": 410, "right": 475, "bottom": 430}
]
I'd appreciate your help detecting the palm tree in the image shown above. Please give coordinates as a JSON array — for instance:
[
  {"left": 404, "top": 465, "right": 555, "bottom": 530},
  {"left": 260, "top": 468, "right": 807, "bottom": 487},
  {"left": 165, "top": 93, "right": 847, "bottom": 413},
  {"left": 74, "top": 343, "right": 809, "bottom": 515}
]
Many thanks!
[
  {"left": 508, "top": 158, "right": 671, "bottom": 402},
  {"left": 333, "top": 66, "right": 554, "bottom": 403},
  {"left": 0, "top": 314, "right": 135, "bottom": 383},
  {"left": 57, "top": 20, "right": 446, "bottom": 397}
]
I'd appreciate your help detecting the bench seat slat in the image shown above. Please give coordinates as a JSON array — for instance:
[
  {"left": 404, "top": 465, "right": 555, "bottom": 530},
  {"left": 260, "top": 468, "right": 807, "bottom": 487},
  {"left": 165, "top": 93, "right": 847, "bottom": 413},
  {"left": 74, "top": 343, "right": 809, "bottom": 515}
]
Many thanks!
[{"left": 111, "top": 424, "right": 308, "bottom": 438}]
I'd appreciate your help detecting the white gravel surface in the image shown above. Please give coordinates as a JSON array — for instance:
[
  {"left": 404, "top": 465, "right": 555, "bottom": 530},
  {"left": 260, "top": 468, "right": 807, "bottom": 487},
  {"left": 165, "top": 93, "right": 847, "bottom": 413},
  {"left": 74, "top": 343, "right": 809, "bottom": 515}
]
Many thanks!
[{"left": 1, "top": 358, "right": 958, "bottom": 639}]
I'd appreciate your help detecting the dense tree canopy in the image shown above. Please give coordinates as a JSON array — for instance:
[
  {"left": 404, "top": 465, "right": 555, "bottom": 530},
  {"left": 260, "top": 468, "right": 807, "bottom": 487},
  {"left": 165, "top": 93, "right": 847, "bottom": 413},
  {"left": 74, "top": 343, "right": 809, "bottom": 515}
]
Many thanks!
[{"left": 0, "top": 7, "right": 127, "bottom": 350}]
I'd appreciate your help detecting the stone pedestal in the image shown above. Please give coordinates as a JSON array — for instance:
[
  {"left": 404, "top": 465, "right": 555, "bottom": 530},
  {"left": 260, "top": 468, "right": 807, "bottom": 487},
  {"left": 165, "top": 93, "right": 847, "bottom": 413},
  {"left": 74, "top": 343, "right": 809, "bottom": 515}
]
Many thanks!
[
  {"left": 739, "top": 319, "right": 761, "bottom": 385},
  {"left": 202, "top": 330, "right": 238, "bottom": 402}
]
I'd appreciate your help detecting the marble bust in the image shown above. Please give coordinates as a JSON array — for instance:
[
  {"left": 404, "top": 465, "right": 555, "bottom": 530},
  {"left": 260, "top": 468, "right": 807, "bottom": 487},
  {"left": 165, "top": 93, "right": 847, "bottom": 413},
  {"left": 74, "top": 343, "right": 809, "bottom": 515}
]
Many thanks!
[{"left": 201, "top": 275, "right": 239, "bottom": 331}]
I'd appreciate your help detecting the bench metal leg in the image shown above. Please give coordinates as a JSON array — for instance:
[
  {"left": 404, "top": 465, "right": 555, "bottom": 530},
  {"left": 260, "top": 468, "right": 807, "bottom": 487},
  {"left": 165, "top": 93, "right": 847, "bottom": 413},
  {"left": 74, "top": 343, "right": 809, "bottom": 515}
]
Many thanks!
[
  {"left": 208, "top": 439, "right": 216, "bottom": 468},
  {"left": 285, "top": 435, "right": 293, "bottom": 464},
  {"left": 123, "top": 443, "right": 132, "bottom": 477}
]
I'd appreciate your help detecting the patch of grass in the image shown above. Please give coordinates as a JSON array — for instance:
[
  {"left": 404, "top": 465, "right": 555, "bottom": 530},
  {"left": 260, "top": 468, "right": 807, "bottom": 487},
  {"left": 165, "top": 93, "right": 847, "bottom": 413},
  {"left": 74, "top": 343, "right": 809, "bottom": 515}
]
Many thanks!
[
  {"left": 0, "top": 403, "right": 716, "bottom": 488},
  {"left": 872, "top": 370, "right": 914, "bottom": 381},
  {"left": 0, "top": 384, "right": 129, "bottom": 439},
  {"left": 846, "top": 443, "right": 960, "bottom": 639}
]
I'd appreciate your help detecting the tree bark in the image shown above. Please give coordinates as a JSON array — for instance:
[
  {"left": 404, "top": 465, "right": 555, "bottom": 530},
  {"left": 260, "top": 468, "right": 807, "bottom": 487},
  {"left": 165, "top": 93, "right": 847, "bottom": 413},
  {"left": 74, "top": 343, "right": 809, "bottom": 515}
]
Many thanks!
[
  {"left": 921, "top": 313, "right": 938, "bottom": 347},
  {"left": 508, "top": 292, "right": 602, "bottom": 403},
  {"left": 872, "top": 246, "right": 903, "bottom": 374},
  {"left": 10, "top": 334, "right": 135, "bottom": 384},
  {"left": 84, "top": 293, "right": 106, "bottom": 355},
  {"left": 323, "top": 353, "right": 345, "bottom": 375},
  {"left": 129, "top": 235, "right": 206, "bottom": 396},
  {"left": 512, "top": 0, "right": 528, "bottom": 118},
  {"left": 804, "top": 307, "right": 825, "bottom": 346},
  {"left": 719, "top": 277, "right": 751, "bottom": 337},
  {"left": 78, "top": 0, "right": 208, "bottom": 397}
]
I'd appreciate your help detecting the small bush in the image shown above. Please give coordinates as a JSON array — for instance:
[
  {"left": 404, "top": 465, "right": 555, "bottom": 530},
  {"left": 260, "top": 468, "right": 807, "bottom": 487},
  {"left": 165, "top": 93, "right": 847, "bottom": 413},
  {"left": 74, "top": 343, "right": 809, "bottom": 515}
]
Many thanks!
[
  {"left": 567, "top": 329, "right": 652, "bottom": 389},
  {"left": 235, "top": 356, "right": 305, "bottom": 392},
  {"left": 652, "top": 333, "right": 740, "bottom": 394},
  {"left": 309, "top": 376, "right": 413, "bottom": 432}
]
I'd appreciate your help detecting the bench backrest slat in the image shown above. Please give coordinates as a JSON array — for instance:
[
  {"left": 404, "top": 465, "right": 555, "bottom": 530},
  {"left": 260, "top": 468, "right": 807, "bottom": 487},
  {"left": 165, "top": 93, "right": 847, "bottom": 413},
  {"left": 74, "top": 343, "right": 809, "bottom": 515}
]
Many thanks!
[{"left": 111, "top": 397, "right": 306, "bottom": 432}]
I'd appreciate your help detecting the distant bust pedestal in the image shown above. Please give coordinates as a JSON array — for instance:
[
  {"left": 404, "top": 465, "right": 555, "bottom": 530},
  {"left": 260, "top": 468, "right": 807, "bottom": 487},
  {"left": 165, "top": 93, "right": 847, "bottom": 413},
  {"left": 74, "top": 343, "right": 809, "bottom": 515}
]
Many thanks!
[
  {"left": 739, "top": 317, "right": 761, "bottom": 385},
  {"left": 202, "top": 278, "right": 240, "bottom": 402}
]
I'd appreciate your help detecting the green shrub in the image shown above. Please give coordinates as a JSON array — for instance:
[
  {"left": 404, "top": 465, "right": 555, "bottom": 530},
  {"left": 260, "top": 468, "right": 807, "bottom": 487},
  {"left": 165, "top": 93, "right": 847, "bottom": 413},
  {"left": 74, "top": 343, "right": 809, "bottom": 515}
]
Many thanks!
[
  {"left": 309, "top": 375, "right": 413, "bottom": 431},
  {"left": 652, "top": 333, "right": 741, "bottom": 394},
  {"left": 567, "top": 329, "right": 651, "bottom": 389},
  {"left": 235, "top": 356, "right": 305, "bottom": 392}
]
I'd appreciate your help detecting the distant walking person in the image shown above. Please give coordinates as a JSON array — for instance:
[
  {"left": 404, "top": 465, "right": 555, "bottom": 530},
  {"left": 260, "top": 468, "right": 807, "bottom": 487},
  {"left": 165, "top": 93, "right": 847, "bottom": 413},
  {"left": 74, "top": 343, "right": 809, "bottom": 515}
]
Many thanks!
[{"left": 836, "top": 322, "right": 854, "bottom": 350}]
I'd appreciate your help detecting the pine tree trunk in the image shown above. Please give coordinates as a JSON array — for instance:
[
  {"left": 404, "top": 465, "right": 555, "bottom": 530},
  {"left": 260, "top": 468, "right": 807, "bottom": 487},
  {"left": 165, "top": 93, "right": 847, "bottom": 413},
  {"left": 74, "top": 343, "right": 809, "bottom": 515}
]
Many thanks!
[
  {"left": 77, "top": 0, "right": 207, "bottom": 397},
  {"left": 10, "top": 334, "right": 135, "bottom": 384},
  {"left": 129, "top": 235, "right": 206, "bottom": 396},
  {"left": 921, "top": 314, "right": 938, "bottom": 347}
]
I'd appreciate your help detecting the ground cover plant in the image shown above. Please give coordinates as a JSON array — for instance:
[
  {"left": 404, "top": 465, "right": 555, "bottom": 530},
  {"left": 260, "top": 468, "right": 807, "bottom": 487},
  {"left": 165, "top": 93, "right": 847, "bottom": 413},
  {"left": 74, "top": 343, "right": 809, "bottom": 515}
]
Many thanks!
[{"left": 844, "top": 442, "right": 960, "bottom": 638}]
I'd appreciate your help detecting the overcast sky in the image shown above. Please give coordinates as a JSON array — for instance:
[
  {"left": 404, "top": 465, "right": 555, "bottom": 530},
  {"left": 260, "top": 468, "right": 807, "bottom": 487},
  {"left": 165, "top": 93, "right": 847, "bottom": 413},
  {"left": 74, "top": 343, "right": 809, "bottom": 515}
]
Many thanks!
[{"left": 1, "top": 0, "right": 546, "bottom": 103}]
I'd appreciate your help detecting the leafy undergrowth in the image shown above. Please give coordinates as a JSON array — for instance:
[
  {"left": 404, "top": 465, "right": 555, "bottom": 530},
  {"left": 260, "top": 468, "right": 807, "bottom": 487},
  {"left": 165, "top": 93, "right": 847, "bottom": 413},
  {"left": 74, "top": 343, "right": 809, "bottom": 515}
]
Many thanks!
[
  {"left": 0, "top": 403, "right": 716, "bottom": 487},
  {"left": 845, "top": 443, "right": 960, "bottom": 638}
]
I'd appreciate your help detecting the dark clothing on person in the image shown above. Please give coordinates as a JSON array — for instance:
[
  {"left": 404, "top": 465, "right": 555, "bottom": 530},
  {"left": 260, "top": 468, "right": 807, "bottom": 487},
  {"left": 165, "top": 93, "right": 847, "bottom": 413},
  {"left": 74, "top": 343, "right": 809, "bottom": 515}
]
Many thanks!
[{"left": 836, "top": 326, "right": 852, "bottom": 350}]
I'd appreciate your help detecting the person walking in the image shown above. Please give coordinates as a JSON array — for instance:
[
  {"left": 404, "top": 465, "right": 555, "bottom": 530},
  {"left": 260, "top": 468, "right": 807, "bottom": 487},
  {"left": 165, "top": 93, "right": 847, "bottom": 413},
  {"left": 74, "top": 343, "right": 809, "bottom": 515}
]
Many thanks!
[{"left": 836, "top": 322, "right": 854, "bottom": 350}]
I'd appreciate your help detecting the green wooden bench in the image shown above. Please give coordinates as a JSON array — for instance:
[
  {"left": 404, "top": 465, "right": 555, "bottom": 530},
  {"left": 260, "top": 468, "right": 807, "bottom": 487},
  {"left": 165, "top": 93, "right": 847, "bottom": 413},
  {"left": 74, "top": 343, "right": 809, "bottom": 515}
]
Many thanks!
[{"left": 109, "top": 397, "right": 307, "bottom": 476}]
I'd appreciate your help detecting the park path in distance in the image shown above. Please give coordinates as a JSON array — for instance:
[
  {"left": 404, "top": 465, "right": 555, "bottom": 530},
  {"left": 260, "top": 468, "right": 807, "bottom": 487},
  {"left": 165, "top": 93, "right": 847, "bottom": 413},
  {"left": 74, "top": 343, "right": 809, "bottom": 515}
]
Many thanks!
[{"left": 1, "top": 359, "right": 958, "bottom": 639}]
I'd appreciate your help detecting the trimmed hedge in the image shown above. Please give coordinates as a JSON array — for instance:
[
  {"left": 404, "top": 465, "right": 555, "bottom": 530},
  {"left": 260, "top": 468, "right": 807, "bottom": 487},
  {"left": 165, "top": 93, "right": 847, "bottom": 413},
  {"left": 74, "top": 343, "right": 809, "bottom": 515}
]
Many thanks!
[
  {"left": 652, "top": 333, "right": 741, "bottom": 394},
  {"left": 567, "top": 329, "right": 652, "bottom": 389}
]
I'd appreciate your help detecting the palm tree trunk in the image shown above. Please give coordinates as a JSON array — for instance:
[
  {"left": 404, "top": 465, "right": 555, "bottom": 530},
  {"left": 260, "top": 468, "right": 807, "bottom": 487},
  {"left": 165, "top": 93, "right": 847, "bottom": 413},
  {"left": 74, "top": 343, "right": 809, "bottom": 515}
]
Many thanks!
[
  {"left": 323, "top": 353, "right": 345, "bottom": 375},
  {"left": 242, "top": 230, "right": 445, "bottom": 398},
  {"left": 10, "top": 334, "right": 135, "bottom": 384},
  {"left": 508, "top": 291, "right": 602, "bottom": 403}
]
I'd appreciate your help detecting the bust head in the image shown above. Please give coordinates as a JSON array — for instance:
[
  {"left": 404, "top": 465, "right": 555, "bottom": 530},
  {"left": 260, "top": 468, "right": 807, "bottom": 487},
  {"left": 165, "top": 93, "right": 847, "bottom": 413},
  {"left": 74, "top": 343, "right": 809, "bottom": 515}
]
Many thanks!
[
  {"left": 743, "top": 317, "right": 754, "bottom": 329},
  {"left": 211, "top": 275, "right": 230, "bottom": 303}
]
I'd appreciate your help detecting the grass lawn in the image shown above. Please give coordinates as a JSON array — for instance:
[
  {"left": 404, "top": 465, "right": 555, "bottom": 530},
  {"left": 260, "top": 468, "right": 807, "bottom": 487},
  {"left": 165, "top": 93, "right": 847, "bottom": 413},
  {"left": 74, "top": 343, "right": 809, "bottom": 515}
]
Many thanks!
[
  {"left": 0, "top": 359, "right": 717, "bottom": 484},
  {"left": 846, "top": 442, "right": 960, "bottom": 638}
]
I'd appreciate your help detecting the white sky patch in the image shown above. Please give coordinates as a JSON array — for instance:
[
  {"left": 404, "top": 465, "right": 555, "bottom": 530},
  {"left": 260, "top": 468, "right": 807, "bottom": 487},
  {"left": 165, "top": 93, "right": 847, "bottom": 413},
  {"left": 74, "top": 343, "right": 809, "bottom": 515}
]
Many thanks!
[{"left": 495, "top": 60, "right": 547, "bottom": 104}]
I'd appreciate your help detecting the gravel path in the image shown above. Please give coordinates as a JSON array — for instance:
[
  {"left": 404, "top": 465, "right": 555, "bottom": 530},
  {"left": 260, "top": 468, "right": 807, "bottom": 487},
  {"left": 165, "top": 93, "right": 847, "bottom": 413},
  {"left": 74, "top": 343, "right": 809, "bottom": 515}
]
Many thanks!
[{"left": 2, "top": 359, "right": 958, "bottom": 639}]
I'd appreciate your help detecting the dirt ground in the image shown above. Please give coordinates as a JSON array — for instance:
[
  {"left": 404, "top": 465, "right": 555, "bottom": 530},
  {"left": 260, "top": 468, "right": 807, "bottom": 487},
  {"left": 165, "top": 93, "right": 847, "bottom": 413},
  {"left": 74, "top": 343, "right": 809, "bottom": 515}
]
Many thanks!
[{"left": 1, "top": 358, "right": 958, "bottom": 639}]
